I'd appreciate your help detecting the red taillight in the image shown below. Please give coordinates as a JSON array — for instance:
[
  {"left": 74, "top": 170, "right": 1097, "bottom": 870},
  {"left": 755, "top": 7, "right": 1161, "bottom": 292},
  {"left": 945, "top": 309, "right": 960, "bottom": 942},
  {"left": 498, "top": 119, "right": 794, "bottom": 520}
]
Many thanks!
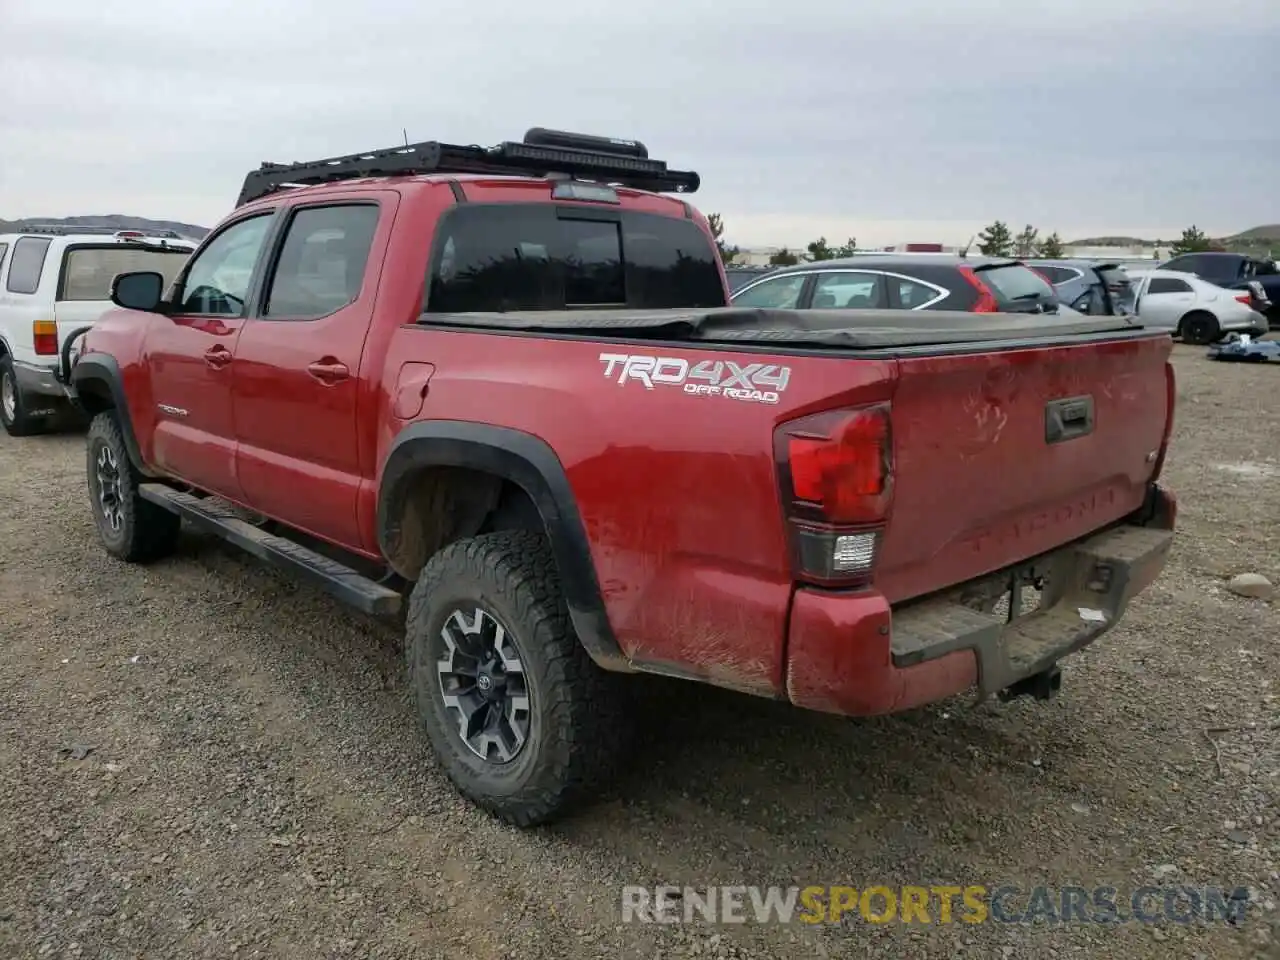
[
  {"left": 958, "top": 266, "right": 999, "bottom": 312},
  {"left": 787, "top": 409, "right": 890, "bottom": 519},
  {"left": 1234, "top": 293, "right": 1252, "bottom": 306},
  {"left": 776, "top": 405, "right": 893, "bottom": 586},
  {"left": 33, "top": 320, "right": 58, "bottom": 356}
]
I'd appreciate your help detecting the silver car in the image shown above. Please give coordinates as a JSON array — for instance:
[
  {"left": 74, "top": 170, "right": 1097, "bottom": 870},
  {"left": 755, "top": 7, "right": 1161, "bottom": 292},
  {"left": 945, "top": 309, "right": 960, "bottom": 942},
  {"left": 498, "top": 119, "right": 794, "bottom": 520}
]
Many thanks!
[{"left": 1128, "top": 268, "right": 1269, "bottom": 344}]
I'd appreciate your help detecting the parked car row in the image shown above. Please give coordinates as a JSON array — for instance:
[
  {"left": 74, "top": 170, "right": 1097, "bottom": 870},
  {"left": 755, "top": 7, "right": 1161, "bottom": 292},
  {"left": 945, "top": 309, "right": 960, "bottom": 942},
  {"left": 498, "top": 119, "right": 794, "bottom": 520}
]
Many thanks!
[
  {"left": 725, "top": 251, "right": 1271, "bottom": 342},
  {"left": 1159, "top": 251, "right": 1279, "bottom": 328},
  {"left": 730, "top": 255, "right": 1069, "bottom": 316}
]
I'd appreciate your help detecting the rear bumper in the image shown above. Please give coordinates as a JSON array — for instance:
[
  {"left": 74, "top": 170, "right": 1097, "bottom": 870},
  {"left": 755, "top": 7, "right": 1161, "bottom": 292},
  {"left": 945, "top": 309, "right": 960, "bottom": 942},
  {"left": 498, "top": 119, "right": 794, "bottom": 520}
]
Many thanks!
[
  {"left": 12, "top": 359, "right": 73, "bottom": 403},
  {"left": 784, "top": 484, "right": 1176, "bottom": 717},
  {"left": 1222, "top": 311, "right": 1270, "bottom": 336}
]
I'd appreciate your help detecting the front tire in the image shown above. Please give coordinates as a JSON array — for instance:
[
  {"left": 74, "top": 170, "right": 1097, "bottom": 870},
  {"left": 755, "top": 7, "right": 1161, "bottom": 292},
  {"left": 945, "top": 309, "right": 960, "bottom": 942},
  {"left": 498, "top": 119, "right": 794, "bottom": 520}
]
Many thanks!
[
  {"left": 1, "top": 355, "right": 44, "bottom": 437},
  {"left": 405, "top": 531, "right": 630, "bottom": 827},
  {"left": 1180, "top": 311, "right": 1220, "bottom": 346},
  {"left": 86, "top": 411, "right": 181, "bottom": 562}
]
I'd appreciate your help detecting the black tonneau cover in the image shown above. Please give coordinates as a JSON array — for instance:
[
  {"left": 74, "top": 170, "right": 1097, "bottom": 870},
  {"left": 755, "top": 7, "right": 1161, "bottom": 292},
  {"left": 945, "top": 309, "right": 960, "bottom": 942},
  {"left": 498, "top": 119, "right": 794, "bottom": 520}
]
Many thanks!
[{"left": 422, "top": 307, "right": 1150, "bottom": 349}]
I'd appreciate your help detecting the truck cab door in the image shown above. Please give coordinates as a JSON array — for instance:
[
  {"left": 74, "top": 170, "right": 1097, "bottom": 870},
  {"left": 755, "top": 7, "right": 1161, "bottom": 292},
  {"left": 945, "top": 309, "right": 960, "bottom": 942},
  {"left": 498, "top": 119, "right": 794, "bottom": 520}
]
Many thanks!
[
  {"left": 144, "top": 211, "right": 276, "bottom": 498},
  {"left": 230, "top": 197, "right": 391, "bottom": 552}
]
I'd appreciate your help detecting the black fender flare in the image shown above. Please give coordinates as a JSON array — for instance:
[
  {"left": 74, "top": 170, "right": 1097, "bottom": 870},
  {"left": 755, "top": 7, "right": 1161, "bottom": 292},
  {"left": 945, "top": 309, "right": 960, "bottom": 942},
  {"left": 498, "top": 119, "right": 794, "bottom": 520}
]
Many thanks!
[
  {"left": 378, "top": 421, "right": 630, "bottom": 671},
  {"left": 69, "top": 355, "right": 152, "bottom": 476}
]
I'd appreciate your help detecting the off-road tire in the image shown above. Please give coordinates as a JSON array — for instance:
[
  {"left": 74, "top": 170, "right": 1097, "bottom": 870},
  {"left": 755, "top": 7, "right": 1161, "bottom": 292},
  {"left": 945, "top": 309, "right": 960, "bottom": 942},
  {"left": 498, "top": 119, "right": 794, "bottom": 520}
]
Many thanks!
[
  {"left": 86, "top": 411, "right": 181, "bottom": 562},
  {"left": 406, "top": 530, "right": 631, "bottom": 827},
  {"left": 1180, "top": 311, "right": 1220, "bottom": 346},
  {"left": 0, "top": 354, "right": 44, "bottom": 437}
]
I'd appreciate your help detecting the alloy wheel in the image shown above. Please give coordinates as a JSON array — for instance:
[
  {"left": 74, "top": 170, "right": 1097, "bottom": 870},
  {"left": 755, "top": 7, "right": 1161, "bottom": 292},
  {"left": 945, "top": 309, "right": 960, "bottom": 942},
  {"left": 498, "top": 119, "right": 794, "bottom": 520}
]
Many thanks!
[
  {"left": 436, "top": 607, "right": 531, "bottom": 763},
  {"left": 94, "top": 444, "right": 125, "bottom": 534}
]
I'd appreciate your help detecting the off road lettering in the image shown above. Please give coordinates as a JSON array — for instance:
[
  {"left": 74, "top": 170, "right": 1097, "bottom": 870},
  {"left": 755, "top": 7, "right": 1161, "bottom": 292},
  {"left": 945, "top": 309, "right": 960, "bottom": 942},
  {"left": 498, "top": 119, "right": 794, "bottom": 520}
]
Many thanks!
[{"left": 598, "top": 352, "right": 790, "bottom": 404}]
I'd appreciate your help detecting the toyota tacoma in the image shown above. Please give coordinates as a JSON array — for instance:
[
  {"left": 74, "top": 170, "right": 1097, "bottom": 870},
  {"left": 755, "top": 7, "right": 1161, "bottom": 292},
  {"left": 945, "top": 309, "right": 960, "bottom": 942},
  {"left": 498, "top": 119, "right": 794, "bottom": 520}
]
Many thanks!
[{"left": 68, "top": 129, "right": 1178, "bottom": 826}]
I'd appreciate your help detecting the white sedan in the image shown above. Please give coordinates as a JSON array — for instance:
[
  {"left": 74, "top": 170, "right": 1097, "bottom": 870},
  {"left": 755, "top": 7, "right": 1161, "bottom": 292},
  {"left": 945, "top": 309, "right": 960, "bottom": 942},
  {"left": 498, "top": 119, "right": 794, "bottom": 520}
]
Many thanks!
[{"left": 1127, "top": 268, "right": 1269, "bottom": 345}]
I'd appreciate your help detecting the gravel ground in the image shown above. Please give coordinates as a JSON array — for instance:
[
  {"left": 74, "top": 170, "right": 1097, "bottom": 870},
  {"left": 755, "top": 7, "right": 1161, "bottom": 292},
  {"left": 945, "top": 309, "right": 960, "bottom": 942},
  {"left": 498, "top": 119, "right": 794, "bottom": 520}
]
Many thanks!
[{"left": 1, "top": 342, "right": 1278, "bottom": 960}]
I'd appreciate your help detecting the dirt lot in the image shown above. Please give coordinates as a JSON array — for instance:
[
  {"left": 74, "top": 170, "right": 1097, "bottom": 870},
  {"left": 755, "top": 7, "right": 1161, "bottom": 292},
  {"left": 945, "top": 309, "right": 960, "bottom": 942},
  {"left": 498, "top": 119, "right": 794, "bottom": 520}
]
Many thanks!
[{"left": 1, "top": 342, "right": 1278, "bottom": 960}]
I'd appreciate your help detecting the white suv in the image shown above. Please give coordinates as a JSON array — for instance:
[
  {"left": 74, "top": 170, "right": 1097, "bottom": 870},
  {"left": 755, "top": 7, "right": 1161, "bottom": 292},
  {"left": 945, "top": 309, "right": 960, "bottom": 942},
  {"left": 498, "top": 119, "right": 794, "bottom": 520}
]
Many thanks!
[{"left": 0, "top": 226, "right": 195, "bottom": 435}]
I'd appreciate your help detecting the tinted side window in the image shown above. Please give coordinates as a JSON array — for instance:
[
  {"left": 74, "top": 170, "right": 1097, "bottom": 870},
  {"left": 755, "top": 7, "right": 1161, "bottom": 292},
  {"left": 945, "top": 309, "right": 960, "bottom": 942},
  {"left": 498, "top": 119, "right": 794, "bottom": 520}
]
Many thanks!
[
  {"left": 426, "top": 205, "right": 724, "bottom": 313},
  {"left": 263, "top": 205, "right": 380, "bottom": 320},
  {"left": 811, "top": 271, "right": 886, "bottom": 308},
  {"left": 5, "top": 237, "right": 53, "bottom": 295},
  {"left": 893, "top": 277, "right": 942, "bottom": 308},
  {"left": 1037, "top": 266, "right": 1077, "bottom": 285},
  {"left": 178, "top": 214, "right": 273, "bottom": 315},
  {"left": 1148, "top": 277, "right": 1192, "bottom": 294},
  {"left": 731, "top": 274, "right": 807, "bottom": 309},
  {"left": 978, "top": 264, "right": 1055, "bottom": 301}
]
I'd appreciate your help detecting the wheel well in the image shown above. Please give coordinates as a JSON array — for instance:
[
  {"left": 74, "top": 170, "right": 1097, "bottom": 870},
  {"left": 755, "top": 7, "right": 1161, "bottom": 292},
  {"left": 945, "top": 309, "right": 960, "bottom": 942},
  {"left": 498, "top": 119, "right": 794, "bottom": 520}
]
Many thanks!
[
  {"left": 74, "top": 378, "right": 115, "bottom": 416},
  {"left": 383, "top": 466, "right": 546, "bottom": 580}
]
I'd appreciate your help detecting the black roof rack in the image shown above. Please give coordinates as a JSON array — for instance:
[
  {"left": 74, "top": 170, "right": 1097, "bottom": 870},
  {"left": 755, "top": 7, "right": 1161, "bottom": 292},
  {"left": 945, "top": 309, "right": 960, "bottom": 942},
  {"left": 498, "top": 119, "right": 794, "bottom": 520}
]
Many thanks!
[
  {"left": 235, "top": 127, "right": 701, "bottom": 207},
  {"left": 3, "top": 223, "right": 185, "bottom": 239}
]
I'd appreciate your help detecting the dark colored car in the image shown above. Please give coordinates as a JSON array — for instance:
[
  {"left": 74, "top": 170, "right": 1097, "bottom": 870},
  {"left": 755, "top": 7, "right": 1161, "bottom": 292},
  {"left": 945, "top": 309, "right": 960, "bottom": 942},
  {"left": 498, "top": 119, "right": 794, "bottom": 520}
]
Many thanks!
[
  {"left": 1158, "top": 252, "right": 1279, "bottom": 329},
  {"left": 1023, "top": 259, "right": 1136, "bottom": 316},
  {"left": 729, "top": 255, "right": 1065, "bottom": 315},
  {"left": 724, "top": 265, "right": 774, "bottom": 292}
]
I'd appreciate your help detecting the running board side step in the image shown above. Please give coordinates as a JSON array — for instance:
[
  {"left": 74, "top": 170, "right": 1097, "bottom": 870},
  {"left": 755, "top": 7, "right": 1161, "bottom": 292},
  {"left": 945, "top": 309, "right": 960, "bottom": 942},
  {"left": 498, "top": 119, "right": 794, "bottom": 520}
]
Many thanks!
[{"left": 138, "top": 484, "right": 403, "bottom": 617}]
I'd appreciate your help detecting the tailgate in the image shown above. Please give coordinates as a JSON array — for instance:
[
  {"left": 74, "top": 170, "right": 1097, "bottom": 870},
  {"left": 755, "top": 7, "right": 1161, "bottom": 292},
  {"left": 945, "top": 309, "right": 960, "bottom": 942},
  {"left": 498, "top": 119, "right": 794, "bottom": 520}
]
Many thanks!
[{"left": 875, "top": 332, "right": 1172, "bottom": 604}]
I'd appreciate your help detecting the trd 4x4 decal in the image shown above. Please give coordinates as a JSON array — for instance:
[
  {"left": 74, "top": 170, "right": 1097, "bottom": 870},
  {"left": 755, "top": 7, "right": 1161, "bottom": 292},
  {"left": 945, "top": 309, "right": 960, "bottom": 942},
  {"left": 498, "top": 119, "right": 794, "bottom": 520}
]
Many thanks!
[{"left": 598, "top": 353, "right": 791, "bottom": 405}]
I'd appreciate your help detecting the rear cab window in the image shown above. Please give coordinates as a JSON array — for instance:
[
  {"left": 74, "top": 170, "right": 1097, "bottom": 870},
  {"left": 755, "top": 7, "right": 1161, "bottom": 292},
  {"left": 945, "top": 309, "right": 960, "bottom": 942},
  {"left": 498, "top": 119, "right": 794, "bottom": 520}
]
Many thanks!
[
  {"left": 424, "top": 204, "right": 726, "bottom": 313},
  {"left": 58, "top": 245, "right": 191, "bottom": 301},
  {"left": 975, "top": 263, "right": 1056, "bottom": 304}
]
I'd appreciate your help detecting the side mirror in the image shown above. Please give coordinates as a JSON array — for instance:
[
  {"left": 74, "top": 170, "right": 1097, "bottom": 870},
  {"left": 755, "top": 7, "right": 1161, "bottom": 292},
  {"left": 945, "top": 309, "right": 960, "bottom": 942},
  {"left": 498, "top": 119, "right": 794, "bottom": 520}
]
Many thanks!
[{"left": 110, "top": 271, "right": 165, "bottom": 311}]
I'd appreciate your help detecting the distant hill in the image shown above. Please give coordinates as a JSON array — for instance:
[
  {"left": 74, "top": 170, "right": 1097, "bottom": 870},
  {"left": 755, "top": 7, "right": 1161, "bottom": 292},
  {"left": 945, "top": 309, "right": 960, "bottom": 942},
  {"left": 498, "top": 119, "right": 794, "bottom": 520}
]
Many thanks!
[
  {"left": 1066, "top": 235, "right": 1153, "bottom": 247},
  {"left": 0, "top": 215, "right": 209, "bottom": 239},
  {"left": 1229, "top": 224, "right": 1280, "bottom": 242},
  {"left": 1067, "top": 224, "right": 1279, "bottom": 249}
]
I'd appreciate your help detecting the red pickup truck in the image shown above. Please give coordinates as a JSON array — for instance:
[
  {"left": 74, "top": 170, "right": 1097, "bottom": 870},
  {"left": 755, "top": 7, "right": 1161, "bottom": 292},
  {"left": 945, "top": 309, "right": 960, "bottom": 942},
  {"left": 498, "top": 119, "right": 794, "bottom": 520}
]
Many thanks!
[{"left": 68, "top": 129, "right": 1177, "bottom": 827}]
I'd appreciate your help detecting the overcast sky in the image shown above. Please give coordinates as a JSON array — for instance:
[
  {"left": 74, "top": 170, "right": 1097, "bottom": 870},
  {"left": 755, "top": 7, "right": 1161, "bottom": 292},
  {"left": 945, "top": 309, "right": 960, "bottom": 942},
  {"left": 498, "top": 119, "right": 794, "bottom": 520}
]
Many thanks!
[{"left": 1, "top": 0, "right": 1275, "bottom": 247}]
